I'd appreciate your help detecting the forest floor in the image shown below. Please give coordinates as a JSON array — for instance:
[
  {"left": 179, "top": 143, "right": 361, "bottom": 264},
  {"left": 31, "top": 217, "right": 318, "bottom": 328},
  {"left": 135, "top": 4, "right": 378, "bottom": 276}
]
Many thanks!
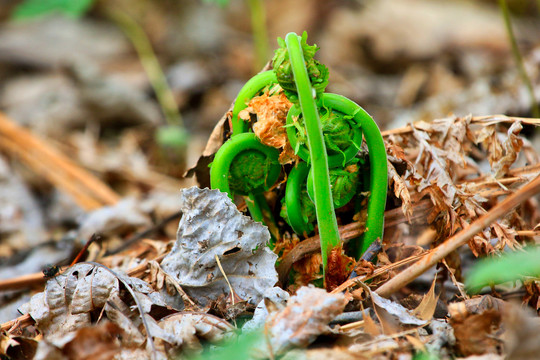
[{"left": 1, "top": 1, "right": 540, "bottom": 359}]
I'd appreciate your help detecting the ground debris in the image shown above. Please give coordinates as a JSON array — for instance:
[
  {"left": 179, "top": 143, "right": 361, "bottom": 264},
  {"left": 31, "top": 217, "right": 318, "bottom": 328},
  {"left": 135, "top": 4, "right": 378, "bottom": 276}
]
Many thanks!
[
  {"left": 265, "top": 286, "right": 347, "bottom": 355},
  {"left": 1, "top": 2, "right": 540, "bottom": 358}
]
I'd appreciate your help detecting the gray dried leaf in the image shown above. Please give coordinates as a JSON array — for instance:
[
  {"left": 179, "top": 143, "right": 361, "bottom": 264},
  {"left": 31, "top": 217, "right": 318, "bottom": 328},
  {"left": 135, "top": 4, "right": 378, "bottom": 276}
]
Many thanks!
[
  {"left": 19, "top": 264, "right": 119, "bottom": 341},
  {"left": 104, "top": 295, "right": 146, "bottom": 347},
  {"left": 0, "top": 156, "right": 45, "bottom": 247},
  {"left": 19, "top": 263, "right": 164, "bottom": 350},
  {"left": 370, "top": 291, "right": 427, "bottom": 326},
  {"left": 266, "top": 286, "right": 347, "bottom": 354},
  {"left": 160, "top": 187, "right": 278, "bottom": 306}
]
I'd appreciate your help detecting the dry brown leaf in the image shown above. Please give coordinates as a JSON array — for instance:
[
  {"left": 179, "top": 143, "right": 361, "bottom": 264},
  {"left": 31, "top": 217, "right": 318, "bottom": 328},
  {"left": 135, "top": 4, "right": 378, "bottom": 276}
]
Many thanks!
[
  {"left": 412, "top": 275, "right": 439, "bottom": 321},
  {"left": 387, "top": 160, "right": 413, "bottom": 221},
  {"left": 361, "top": 306, "right": 381, "bottom": 337},
  {"left": 501, "top": 302, "right": 540, "bottom": 360},
  {"left": 492, "top": 121, "right": 523, "bottom": 178},
  {"left": 404, "top": 334, "right": 426, "bottom": 353},
  {"left": 369, "top": 290, "right": 427, "bottom": 327},
  {"left": 0, "top": 332, "right": 38, "bottom": 360},
  {"left": 452, "top": 309, "right": 503, "bottom": 356},
  {"left": 249, "top": 92, "right": 292, "bottom": 148},
  {"left": 491, "top": 221, "right": 520, "bottom": 251},
  {"left": 19, "top": 263, "right": 120, "bottom": 340},
  {"left": 61, "top": 321, "right": 123, "bottom": 360},
  {"left": 103, "top": 293, "right": 146, "bottom": 348},
  {"left": 352, "top": 259, "right": 375, "bottom": 278},
  {"left": 522, "top": 280, "right": 540, "bottom": 311},
  {"left": 325, "top": 246, "right": 355, "bottom": 291},
  {"left": 475, "top": 121, "right": 524, "bottom": 179},
  {"left": 449, "top": 304, "right": 503, "bottom": 357},
  {"left": 291, "top": 253, "right": 323, "bottom": 290}
]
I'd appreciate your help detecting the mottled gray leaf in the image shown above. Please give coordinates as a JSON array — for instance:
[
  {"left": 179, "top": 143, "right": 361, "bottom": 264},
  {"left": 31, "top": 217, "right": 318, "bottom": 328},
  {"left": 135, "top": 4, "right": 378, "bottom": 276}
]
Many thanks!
[{"left": 161, "top": 187, "right": 278, "bottom": 306}]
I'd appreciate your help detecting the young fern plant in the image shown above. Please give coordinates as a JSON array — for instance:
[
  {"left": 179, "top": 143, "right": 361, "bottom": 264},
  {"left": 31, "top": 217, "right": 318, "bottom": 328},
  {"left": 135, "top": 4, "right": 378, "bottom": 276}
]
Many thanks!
[{"left": 211, "top": 32, "right": 388, "bottom": 277}]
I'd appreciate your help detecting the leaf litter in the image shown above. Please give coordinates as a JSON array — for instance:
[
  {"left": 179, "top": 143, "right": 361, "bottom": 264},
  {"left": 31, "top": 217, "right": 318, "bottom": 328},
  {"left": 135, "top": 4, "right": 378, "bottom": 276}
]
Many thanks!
[
  {"left": 2, "top": 114, "right": 540, "bottom": 359},
  {"left": 2, "top": 16, "right": 540, "bottom": 360}
]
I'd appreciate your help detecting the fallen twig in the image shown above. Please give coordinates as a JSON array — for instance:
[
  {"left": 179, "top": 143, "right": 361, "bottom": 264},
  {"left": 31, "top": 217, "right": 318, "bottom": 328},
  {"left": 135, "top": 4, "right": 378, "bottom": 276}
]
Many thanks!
[
  {"left": 0, "top": 112, "right": 119, "bottom": 210},
  {"left": 0, "top": 252, "right": 167, "bottom": 292}
]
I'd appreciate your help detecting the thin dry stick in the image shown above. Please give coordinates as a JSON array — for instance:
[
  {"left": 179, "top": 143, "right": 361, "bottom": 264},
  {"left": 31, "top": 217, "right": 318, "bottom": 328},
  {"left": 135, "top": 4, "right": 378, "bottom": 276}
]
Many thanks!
[
  {"left": 0, "top": 253, "right": 167, "bottom": 292},
  {"left": 376, "top": 174, "right": 540, "bottom": 298},
  {"left": 0, "top": 313, "right": 34, "bottom": 332},
  {"left": 0, "top": 112, "right": 119, "bottom": 210},
  {"left": 215, "top": 254, "right": 237, "bottom": 306},
  {"left": 0, "top": 136, "right": 103, "bottom": 210}
]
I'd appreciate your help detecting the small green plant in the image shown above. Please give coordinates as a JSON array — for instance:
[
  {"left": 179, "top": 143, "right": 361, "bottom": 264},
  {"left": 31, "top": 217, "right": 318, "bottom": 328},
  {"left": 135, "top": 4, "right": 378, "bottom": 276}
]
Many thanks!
[
  {"left": 106, "top": 8, "right": 188, "bottom": 152},
  {"left": 413, "top": 350, "right": 440, "bottom": 360},
  {"left": 13, "top": 0, "right": 94, "bottom": 19},
  {"left": 188, "top": 330, "right": 262, "bottom": 360},
  {"left": 498, "top": 0, "right": 539, "bottom": 118},
  {"left": 466, "top": 246, "right": 540, "bottom": 294},
  {"left": 210, "top": 32, "right": 388, "bottom": 274},
  {"left": 11, "top": 2, "right": 188, "bottom": 153},
  {"left": 203, "top": 0, "right": 269, "bottom": 71}
]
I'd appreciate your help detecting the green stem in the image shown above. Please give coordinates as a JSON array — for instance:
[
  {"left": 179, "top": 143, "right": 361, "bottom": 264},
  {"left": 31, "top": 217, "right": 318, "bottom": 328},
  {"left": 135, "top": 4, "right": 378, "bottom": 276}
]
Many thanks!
[
  {"left": 250, "top": 192, "right": 279, "bottom": 247},
  {"left": 319, "top": 94, "right": 387, "bottom": 256},
  {"left": 107, "top": 8, "right": 184, "bottom": 128},
  {"left": 210, "top": 133, "right": 280, "bottom": 197},
  {"left": 284, "top": 161, "right": 313, "bottom": 235},
  {"left": 246, "top": 0, "right": 270, "bottom": 71},
  {"left": 498, "top": 0, "right": 539, "bottom": 118},
  {"left": 231, "top": 71, "right": 277, "bottom": 135},
  {"left": 285, "top": 32, "right": 340, "bottom": 273}
]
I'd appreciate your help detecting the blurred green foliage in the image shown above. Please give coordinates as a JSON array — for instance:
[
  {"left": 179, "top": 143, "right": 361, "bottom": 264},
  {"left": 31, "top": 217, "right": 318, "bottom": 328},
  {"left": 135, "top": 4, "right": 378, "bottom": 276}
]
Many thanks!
[
  {"left": 13, "top": 0, "right": 95, "bottom": 19},
  {"left": 203, "top": 0, "right": 230, "bottom": 6},
  {"left": 188, "top": 330, "right": 262, "bottom": 360},
  {"left": 466, "top": 246, "right": 540, "bottom": 294}
]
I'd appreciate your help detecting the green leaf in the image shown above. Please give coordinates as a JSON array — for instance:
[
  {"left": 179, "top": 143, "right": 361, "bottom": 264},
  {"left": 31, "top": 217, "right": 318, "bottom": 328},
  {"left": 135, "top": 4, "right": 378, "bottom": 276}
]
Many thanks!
[
  {"left": 189, "top": 330, "right": 261, "bottom": 360},
  {"left": 202, "top": 0, "right": 230, "bottom": 7},
  {"left": 155, "top": 125, "right": 189, "bottom": 149},
  {"left": 12, "top": 0, "right": 95, "bottom": 20},
  {"left": 466, "top": 246, "right": 540, "bottom": 294}
]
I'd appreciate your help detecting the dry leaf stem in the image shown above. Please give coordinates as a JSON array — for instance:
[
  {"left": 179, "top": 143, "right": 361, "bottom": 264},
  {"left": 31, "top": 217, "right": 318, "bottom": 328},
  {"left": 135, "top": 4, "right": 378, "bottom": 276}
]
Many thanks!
[
  {"left": 0, "top": 253, "right": 167, "bottom": 292},
  {"left": 0, "top": 112, "right": 119, "bottom": 210},
  {"left": 376, "top": 174, "right": 540, "bottom": 298}
]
